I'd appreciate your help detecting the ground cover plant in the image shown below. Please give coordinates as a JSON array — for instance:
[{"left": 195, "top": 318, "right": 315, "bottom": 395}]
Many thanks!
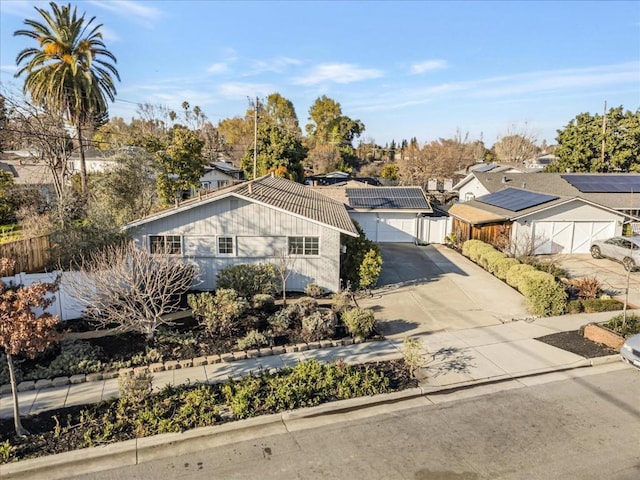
[{"left": 0, "top": 359, "right": 416, "bottom": 464}]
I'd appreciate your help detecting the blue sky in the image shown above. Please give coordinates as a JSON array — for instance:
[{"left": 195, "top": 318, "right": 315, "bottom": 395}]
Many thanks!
[{"left": 1, "top": 0, "right": 639, "bottom": 148}]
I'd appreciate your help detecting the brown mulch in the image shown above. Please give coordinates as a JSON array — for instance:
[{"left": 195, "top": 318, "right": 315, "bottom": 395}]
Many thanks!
[{"left": 535, "top": 330, "right": 618, "bottom": 358}]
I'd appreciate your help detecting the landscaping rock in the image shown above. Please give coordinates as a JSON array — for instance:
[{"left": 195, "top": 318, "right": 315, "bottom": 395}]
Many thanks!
[
  {"left": 206, "top": 354, "right": 221, "bottom": 364},
  {"left": 332, "top": 339, "right": 344, "bottom": 347},
  {"left": 102, "top": 371, "right": 119, "bottom": 379},
  {"left": 133, "top": 366, "right": 149, "bottom": 375},
  {"left": 149, "top": 363, "right": 165, "bottom": 372},
  {"left": 259, "top": 347, "right": 273, "bottom": 357},
  {"left": 271, "top": 346, "right": 286, "bottom": 355},
  {"left": 86, "top": 373, "right": 103, "bottom": 382},
  {"left": 232, "top": 351, "right": 247, "bottom": 361},
  {"left": 193, "top": 356, "right": 208, "bottom": 367},
  {"left": 35, "top": 379, "right": 53, "bottom": 390},
  {"left": 52, "top": 377, "right": 69, "bottom": 387},
  {"left": 342, "top": 338, "right": 354, "bottom": 346},
  {"left": 164, "top": 361, "right": 180, "bottom": 370},
  {"left": 220, "top": 353, "right": 234, "bottom": 362},
  {"left": 284, "top": 345, "right": 298, "bottom": 353},
  {"left": 69, "top": 374, "right": 86, "bottom": 384},
  {"left": 118, "top": 368, "right": 134, "bottom": 377},
  {"left": 17, "top": 381, "right": 35, "bottom": 391},
  {"left": 246, "top": 349, "right": 260, "bottom": 358},
  {"left": 296, "top": 343, "right": 309, "bottom": 352},
  {"left": 306, "top": 342, "right": 320, "bottom": 350},
  {"left": 320, "top": 340, "right": 333, "bottom": 348},
  {"left": 178, "top": 359, "right": 193, "bottom": 369}
]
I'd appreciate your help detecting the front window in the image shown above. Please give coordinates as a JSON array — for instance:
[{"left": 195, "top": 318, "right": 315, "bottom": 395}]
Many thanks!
[
  {"left": 149, "top": 235, "right": 182, "bottom": 254},
  {"left": 288, "top": 236, "right": 319, "bottom": 255},
  {"left": 218, "top": 236, "right": 234, "bottom": 255}
]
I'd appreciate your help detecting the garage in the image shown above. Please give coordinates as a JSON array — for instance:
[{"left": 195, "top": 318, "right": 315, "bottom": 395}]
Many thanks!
[
  {"left": 533, "top": 221, "right": 615, "bottom": 254},
  {"left": 350, "top": 212, "right": 418, "bottom": 243}
]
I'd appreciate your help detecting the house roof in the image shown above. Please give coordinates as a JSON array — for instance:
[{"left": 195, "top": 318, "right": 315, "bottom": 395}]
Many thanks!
[
  {"left": 311, "top": 184, "right": 432, "bottom": 213},
  {"left": 474, "top": 172, "right": 640, "bottom": 210},
  {"left": 449, "top": 189, "right": 629, "bottom": 225},
  {"left": 125, "top": 174, "right": 359, "bottom": 236},
  {"left": 0, "top": 158, "right": 56, "bottom": 186}
]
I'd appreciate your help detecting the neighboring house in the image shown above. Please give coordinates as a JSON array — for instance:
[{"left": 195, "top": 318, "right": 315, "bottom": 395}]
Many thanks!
[
  {"left": 448, "top": 184, "right": 635, "bottom": 255},
  {"left": 305, "top": 172, "right": 380, "bottom": 187},
  {"left": 524, "top": 153, "right": 558, "bottom": 171},
  {"left": 0, "top": 150, "right": 57, "bottom": 201},
  {"left": 312, "top": 182, "right": 447, "bottom": 244},
  {"left": 125, "top": 174, "right": 359, "bottom": 293},
  {"left": 197, "top": 162, "right": 243, "bottom": 192}
]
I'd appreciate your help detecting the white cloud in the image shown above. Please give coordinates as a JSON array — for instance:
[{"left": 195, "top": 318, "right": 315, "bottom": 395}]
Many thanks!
[
  {"left": 207, "top": 63, "right": 230, "bottom": 74},
  {"left": 250, "top": 56, "right": 302, "bottom": 74},
  {"left": 292, "top": 63, "right": 383, "bottom": 85},
  {"left": 410, "top": 60, "right": 448, "bottom": 74},
  {"left": 88, "top": 0, "right": 163, "bottom": 27},
  {"left": 217, "top": 82, "right": 275, "bottom": 99}
]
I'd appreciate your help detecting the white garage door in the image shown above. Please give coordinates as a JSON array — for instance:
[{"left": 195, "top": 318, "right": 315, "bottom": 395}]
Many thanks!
[
  {"left": 349, "top": 213, "right": 417, "bottom": 243},
  {"left": 533, "top": 221, "right": 615, "bottom": 254}
]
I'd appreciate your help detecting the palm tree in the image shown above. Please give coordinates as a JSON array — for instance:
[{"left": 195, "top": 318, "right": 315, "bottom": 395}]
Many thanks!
[{"left": 14, "top": 1, "right": 120, "bottom": 195}]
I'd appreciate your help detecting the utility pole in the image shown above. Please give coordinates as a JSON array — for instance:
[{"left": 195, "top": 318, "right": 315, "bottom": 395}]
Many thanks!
[
  {"left": 253, "top": 96, "right": 258, "bottom": 179},
  {"left": 600, "top": 100, "right": 607, "bottom": 166}
]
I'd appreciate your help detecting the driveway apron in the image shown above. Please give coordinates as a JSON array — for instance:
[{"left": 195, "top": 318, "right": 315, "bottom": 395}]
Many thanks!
[{"left": 357, "top": 244, "right": 529, "bottom": 338}]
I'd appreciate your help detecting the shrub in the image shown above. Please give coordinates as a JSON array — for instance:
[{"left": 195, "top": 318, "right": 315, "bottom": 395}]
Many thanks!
[
  {"left": 188, "top": 289, "right": 248, "bottom": 337},
  {"left": 267, "top": 309, "right": 294, "bottom": 335},
  {"left": 573, "top": 276, "right": 602, "bottom": 299},
  {"left": 604, "top": 313, "right": 640, "bottom": 337},
  {"left": 580, "top": 298, "right": 623, "bottom": 313},
  {"left": 296, "top": 297, "right": 319, "bottom": 317},
  {"left": 301, "top": 309, "right": 337, "bottom": 342},
  {"left": 118, "top": 370, "right": 153, "bottom": 404},
  {"left": 26, "top": 339, "right": 104, "bottom": 381},
  {"left": 566, "top": 299, "right": 584, "bottom": 314},
  {"left": 469, "top": 243, "right": 496, "bottom": 264},
  {"left": 505, "top": 263, "right": 537, "bottom": 290},
  {"left": 519, "top": 270, "right": 568, "bottom": 316},
  {"left": 304, "top": 283, "right": 325, "bottom": 298},
  {"left": 237, "top": 329, "right": 272, "bottom": 350},
  {"left": 482, "top": 250, "right": 507, "bottom": 273},
  {"left": 461, "top": 239, "right": 485, "bottom": 258},
  {"left": 403, "top": 337, "right": 426, "bottom": 379},
  {"left": 359, "top": 248, "right": 383, "bottom": 290},
  {"left": 216, "top": 263, "right": 278, "bottom": 298},
  {"left": 251, "top": 294, "right": 276, "bottom": 312},
  {"left": 493, "top": 257, "right": 520, "bottom": 280},
  {"left": 331, "top": 290, "right": 353, "bottom": 314},
  {"left": 341, "top": 308, "right": 377, "bottom": 338}
]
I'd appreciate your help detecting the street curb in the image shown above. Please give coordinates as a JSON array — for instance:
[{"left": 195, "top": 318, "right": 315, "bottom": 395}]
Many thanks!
[{"left": 0, "top": 356, "right": 625, "bottom": 480}]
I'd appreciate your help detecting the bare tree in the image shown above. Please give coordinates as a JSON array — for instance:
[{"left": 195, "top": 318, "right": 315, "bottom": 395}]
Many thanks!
[
  {"left": 65, "top": 242, "right": 199, "bottom": 340},
  {"left": 493, "top": 123, "right": 540, "bottom": 166},
  {"left": 274, "top": 249, "right": 297, "bottom": 306}
]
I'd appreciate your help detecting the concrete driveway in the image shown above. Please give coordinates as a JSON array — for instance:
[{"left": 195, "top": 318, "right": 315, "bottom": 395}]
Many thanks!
[
  {"left": 551, "top": 254, "right": 640, "bottom": 308},
  {"left": 357, "top": 244, "right": 529, "bottom": 338}
]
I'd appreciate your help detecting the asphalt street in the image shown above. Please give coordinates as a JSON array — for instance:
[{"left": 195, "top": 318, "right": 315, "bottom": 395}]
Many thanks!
[{"left": 67, "top": 365, "right": 640, "bottom": 480}]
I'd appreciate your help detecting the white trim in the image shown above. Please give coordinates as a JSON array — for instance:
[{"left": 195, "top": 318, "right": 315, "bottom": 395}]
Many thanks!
[{"left": 216, "top": 235, "right": 236, "bottom": 256}]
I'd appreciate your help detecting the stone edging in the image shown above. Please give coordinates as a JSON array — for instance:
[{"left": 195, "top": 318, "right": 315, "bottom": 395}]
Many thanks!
[{"left": 0, "top": 336, "right": 365, "bottom": 396}]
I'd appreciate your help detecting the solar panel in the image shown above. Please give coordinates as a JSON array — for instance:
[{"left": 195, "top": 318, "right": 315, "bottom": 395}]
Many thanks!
[
  {"left": 345, "top": 187, "right": 429, "bottom": 209},
  {"left": 476, "top": 188, "right": 558, "bottom": 212},
  {"left": 474, "top": 163, "right": 498, "bottom": 173},
  {"left": 561, "top": 175, "right": 640, "bottom": 193}
]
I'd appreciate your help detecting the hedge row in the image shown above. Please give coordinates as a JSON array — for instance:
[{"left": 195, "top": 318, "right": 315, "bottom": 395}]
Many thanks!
[{"left": 462, "top": 240, "right": 567, "bottom": 317}]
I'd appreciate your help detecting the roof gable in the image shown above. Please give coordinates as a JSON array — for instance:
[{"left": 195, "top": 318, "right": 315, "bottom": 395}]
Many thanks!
[{"left": 126, "top": 175, "right": 358, "bottom": 236}]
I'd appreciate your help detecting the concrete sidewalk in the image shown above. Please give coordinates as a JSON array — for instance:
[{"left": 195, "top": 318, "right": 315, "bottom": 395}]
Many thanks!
[{"left": 0, "top": 311, "right": 623, "bottom": 420}]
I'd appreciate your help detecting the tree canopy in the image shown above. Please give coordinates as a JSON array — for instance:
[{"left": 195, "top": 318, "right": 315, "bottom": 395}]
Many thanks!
[
  {"left": 14, "top": 1, "right": 120, "bottom": 194},
  {"left": 547, "top": 106, "right": 640, "bottom": 173}
]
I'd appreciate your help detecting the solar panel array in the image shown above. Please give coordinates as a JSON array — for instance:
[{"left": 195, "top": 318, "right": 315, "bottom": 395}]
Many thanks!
[
  {"left": 474, "top": 163, "right": 498, "bottom": 173},
  {"left": 346, "top": 187, "right": 429, "bottom": 209},
  {"left": 476, "top": 188, "right": 558, "bottom": 212},
  {"left": 561, "top": 175, "right": 640, "bottom": 193}
]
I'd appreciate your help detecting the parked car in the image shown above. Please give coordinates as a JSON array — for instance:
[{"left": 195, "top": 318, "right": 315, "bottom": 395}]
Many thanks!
[
  {"left": 590, "top": 236, "right": 640, "bottom": 271},
  {"left": 620, "top": 334, "right": 640, "bottom": 369}
]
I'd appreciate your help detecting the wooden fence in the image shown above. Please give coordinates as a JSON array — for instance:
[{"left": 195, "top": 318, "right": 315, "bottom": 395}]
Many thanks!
[{"left": 0, "top": 234, "right": 51, "bottom": 274}]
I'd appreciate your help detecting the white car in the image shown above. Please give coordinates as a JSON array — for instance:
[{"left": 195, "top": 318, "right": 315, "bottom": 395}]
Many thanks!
[
  {"left": 590, "top": 236, "right": 640, "bottom": 271},
  {"left": 620, "top": 334, "right": 640, "bottom": 369}
]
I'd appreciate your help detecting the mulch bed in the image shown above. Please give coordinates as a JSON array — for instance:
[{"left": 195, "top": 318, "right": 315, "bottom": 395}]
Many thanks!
[{"left": 535, "top": 330, "right": 618, "bottom": 358}]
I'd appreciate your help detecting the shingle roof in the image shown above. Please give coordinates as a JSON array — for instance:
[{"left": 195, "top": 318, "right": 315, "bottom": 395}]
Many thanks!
[
  {"left": 126, "top": 175, "right": 358, "bottom": 235},
  {"left": 475, "top": 172, "right": 640, "bottom": 209},
  {"left": 311, "top": 184, "right": 432, "bottom": 213}
]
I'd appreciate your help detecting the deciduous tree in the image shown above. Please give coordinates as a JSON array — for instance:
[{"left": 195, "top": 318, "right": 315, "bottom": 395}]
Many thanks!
[
  {"left": 493, "top": 124, "right": 539, "bottom": 166},
  {"left": 65, "top": 242, "right": 199, "bottom": 340},
  {"left": 0, "top": 258, "right": 59, "bottom": 436}
]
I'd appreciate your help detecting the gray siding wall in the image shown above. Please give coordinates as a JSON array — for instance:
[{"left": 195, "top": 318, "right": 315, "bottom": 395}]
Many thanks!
[{"left": 130, "top": 197, "right": 342, "bottom": 292}]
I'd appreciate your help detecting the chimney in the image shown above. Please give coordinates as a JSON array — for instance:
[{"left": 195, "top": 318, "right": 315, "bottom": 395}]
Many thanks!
[{"left": 502, "top": 176, "right": 508, "bottom": 184}]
